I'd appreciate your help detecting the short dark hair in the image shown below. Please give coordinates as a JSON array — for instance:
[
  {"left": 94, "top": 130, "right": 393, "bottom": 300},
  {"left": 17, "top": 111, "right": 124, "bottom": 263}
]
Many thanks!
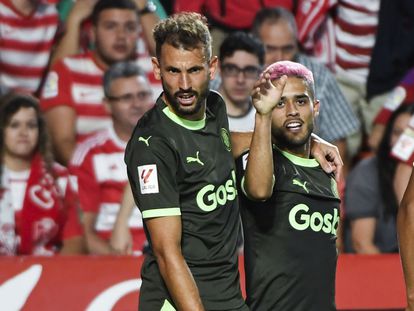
[
  {"left": 91, "top": 0, "right": 138, "bottom": 25},
  {"left": 219, "top": 31, "right": 265, "bottom": 66},
  {"left": 153, "top": 12, "right": 212, "bottom": 61},
  {"left": 251, "top": 7, "right": 298, "bottom": 39},
  {"left": 103, "top": 61, "right": 147, "bottom": 97}
]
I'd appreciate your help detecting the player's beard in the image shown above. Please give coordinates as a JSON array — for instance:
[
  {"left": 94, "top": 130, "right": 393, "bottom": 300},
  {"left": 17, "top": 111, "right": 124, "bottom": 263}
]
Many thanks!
[
  {"left": 162, "top": 78, "right": 210, "bottom": 118},
  {"left": 272, "top": 122, "right": 314, "bottom": 152}
]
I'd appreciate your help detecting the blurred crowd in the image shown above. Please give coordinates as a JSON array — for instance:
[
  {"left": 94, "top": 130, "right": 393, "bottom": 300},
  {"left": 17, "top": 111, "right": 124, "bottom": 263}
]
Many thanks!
[{"left": 1, "top": 0, "right": 413, "bottom": 256}]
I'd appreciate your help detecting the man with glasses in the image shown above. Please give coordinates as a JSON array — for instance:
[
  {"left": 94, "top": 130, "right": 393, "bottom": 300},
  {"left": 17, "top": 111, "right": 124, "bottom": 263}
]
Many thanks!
[
  {"left": 217, "top": 31, "right": 265, "bottom": 131},
  {"left": 70, "top": 61, "right": 153, "bottom": 255}
]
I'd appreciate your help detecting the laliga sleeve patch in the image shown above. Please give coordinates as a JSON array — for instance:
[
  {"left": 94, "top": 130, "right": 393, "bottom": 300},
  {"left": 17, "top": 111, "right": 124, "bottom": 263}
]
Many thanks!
[
  {"left": 137, "top": 164, "right": 159, "bottom": 194},
  {"left": 42, "top": 71, "right": 59, "bottom": 98}
]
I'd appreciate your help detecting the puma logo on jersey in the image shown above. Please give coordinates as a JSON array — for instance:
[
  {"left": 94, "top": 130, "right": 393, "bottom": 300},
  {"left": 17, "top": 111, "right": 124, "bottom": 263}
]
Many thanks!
[
  {"left": 186, "top": 151, "right": 204, "bottom": 166},
  {"left": 293, "top": 178, "right": 309, "bottom": 193},
  {"left": 139, "top": 136, "right": 152, "bottom": 146}
]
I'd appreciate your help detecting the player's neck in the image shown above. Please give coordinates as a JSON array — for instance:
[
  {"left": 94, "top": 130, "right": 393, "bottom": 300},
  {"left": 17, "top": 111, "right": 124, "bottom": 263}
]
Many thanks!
[{"left": 276, "top": 141, "right": 311, "bottom": 158}]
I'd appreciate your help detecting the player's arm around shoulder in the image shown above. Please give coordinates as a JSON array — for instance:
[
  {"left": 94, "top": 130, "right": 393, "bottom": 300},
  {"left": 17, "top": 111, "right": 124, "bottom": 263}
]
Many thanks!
[
  {"left": 231, "top": 131, "right": 252, "bottom": 160},
  {"left": 145, "top": 216, "right": 205, "bottom": 311},
  {"left": 243, "top": 74, "right": 286, "bottom": 201}
]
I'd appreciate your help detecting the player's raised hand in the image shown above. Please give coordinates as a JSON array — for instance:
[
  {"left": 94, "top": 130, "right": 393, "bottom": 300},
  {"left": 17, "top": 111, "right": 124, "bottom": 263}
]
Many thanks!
[{"left": 251, "top": 72, "right": 287, "bottom": 116}]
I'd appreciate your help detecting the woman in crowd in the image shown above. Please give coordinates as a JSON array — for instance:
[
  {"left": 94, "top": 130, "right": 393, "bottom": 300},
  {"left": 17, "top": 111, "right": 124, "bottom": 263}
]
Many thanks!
[
  {"left": 344, "top": 104, "right": 414, "bottom": 253},
  {"left": 0, "top": 92, "right": 84, "bottom": 255}
]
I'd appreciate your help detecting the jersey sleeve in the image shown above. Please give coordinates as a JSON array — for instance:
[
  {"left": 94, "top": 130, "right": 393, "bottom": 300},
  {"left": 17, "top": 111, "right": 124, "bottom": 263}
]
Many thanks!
[
  {"left": 373, "top": 86, "right": 406, "bottom": 124},
  {"left": 235, "top": 149, "right": 275, "bottom": 201},
  {"left": 40, "top": 60, "right": 74, "bottom": 111},
  {"left": 126, "top": 135, "right": 181, "bottom": 219},
  {"left": 235, "top": 151, "right": 249, "bottom": 198}
]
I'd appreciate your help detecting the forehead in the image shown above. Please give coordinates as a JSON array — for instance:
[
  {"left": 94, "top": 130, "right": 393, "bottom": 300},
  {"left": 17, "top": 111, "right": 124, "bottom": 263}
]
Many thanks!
[
  {"left": 278, "top": 76, "right": 311, "bottom": 97},
  {"left": 221, "top": 50, "right": 260, "bottom": 66},
  {"left": 9, "top": 107, "right": 37, "bottom": 120},
  {"left": 110, "top": 76, "right": 149, "bottom": 91},
  {"left": 159, "top": 44, "right": 208, "bottom": 67},
  {"left": 259, "top": 20, "right": 295, "bottom": 44},
  {"left": 97, "top": 9, "right": 138, "bottom": 23}
]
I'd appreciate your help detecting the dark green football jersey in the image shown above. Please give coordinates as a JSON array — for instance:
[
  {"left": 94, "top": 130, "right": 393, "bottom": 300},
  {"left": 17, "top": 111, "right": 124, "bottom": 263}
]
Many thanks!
[
  {"left": 236, "top": 147, "right": 340, "bottom": 311},
  {"left": 125, "top": 91, "right": 246, "bottom": 311}
]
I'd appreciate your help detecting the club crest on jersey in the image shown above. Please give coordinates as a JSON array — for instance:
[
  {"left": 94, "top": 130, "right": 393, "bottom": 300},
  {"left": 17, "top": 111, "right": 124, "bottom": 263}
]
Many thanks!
[
  {"left": 137, "top": 164, "right": 159, "bottom": 194},
  {"left": 220, "top": 128, "right": 231, "bottom": 152}
]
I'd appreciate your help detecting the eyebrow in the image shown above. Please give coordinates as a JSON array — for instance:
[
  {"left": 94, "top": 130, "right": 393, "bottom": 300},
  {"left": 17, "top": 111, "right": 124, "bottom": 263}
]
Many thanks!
[
  {"left": 165, "top": 65, "right": 205, "bottom": 72},
  {"left": 221, "top": 63, "right": 258, "bottom": 68},
  {"left": 265, "top": 43, "right": 295, "bottom": 49},
  {"left": 280, "top": 94, "right": 309, "bottom": 100}
]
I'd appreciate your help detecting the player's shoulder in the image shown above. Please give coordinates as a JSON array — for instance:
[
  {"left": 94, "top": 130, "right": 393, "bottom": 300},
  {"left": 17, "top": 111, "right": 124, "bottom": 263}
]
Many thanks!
[
  {"left": 127, "top": 108, "right": 170, "bottom": 156},
  {"left": 206, "top": 90, "right": 226, "bottom": 113},
  {"left": 231, "top": 131, "right": 252, "bottom": 160},
  {"left": 131, "top": 104, "right": 165, "bottom": 139}
]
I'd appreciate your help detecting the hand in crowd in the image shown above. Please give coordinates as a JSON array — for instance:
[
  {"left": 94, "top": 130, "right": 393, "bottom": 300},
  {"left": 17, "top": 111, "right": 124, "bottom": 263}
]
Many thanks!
[
  {"left": 110, "top": 225, "right": 133, "bottom": 255},
  {"left": 68, "top": 0, "right": 98, "bottom": 24}
]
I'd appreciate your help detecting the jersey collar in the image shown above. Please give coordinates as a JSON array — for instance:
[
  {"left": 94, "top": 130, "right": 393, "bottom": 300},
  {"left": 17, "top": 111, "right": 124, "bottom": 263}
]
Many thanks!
[
  {"left": 108, "top": 124, "right": 127, "bottom": 149},
  {"left": 158, "top": 94, "right": 206, "bottom": 130},
  {"left": 162, "top": 106, "right": 206, "bottom": 130},
  {"left": 275, "top": 146, "right": 319, "bottom": 167}
]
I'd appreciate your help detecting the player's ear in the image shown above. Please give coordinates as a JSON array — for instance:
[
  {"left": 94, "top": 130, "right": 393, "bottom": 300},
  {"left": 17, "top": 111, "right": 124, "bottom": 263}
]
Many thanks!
[
  {"left": 152, "top": 57, "right": 161, "bottom": 80},
  {"left": 209, "top": 56, "right": 218, "bottom": 80},
  {"left": 313, "top": 99, "right": 320, "bottom": 117}
]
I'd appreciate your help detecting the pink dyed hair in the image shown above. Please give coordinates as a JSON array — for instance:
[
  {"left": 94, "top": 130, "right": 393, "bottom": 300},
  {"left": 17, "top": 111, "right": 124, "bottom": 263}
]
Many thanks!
[{"left": 263, "top": 60, "right": 314, "bottom": 85}]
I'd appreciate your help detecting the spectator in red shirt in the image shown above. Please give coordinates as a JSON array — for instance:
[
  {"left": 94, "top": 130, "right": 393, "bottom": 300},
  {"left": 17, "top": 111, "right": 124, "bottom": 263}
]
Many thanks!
[{"left": 69, "top": 62, "right": 153, "bottom": 255}]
